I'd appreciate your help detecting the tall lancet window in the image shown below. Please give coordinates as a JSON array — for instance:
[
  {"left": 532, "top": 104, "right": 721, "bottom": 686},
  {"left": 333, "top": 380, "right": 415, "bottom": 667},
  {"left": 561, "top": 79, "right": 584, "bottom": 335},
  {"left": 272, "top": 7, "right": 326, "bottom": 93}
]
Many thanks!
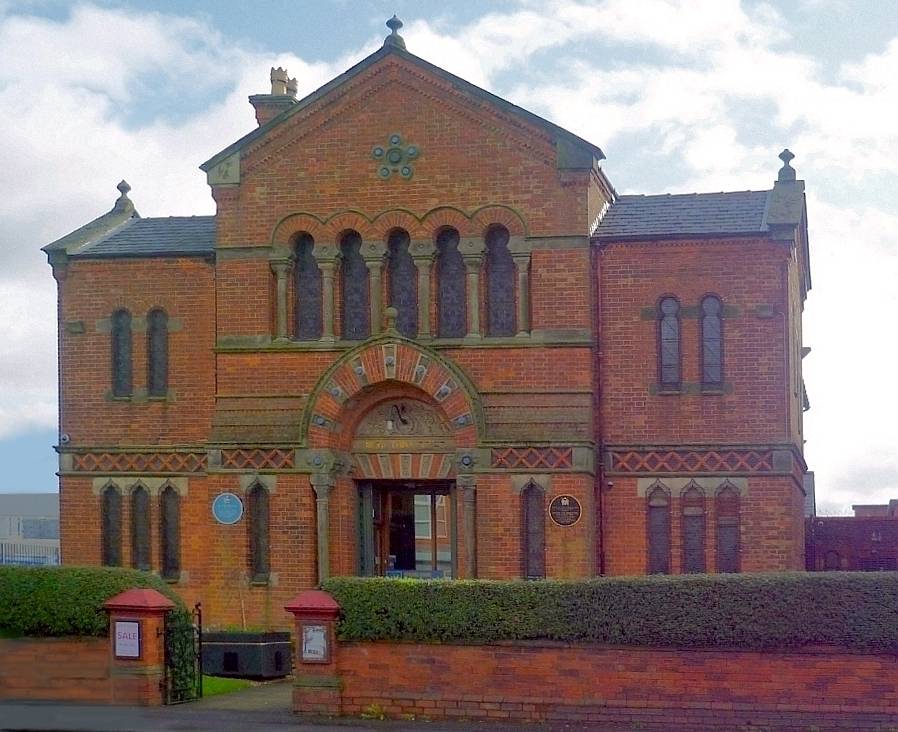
[
  {"left": 701, "top": 295, "right": 724, "bottom": 388},
  {"left": 436, "top": 227, "right": 465, "bottom": 338},
  {"left": 101, "top": 485, "right": 122, "bottom": 567},
  {"left": 388, "top": 229, "right": 417, "bottom": 337},
  {"left": 340, "top": 230, "right": 369, "bottom": 340},
  {"left": 131, "top": 486, "right": 151, "bottom": 572},
  {"left": 294, "top": 232, "right": 323, "bottom": 340},
  {"left": 111, "top": 309, "right": 132, "bottom": 397},
  {"left": 160, "top": 485, "right": 180, "bottom": 580},
  {"left": 658, "top": 297, "right": 681, "bottom": 389},
  {"left": 485, "top": 225, "right": 515, "bottom": 337},
  {"left": 147, "top": 308, "right": 168, "bottom": 397}
]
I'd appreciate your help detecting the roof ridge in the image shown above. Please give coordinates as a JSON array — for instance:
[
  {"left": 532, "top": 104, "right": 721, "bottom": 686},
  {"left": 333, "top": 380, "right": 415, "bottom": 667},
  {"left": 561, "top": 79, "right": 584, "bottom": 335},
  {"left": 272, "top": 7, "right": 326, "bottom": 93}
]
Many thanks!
[{"left": 617, "top": 189, "right": 771, "bottom": 199}]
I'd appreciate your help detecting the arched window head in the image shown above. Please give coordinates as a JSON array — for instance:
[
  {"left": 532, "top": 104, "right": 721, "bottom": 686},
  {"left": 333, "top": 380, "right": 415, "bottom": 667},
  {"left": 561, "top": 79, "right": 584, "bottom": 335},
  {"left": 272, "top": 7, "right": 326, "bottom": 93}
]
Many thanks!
[
  {"left": 716, "top": 485, "right": 740, "bottom": 573},
  {"left": 701, "top": 295, "right": 723, "bottom": 387},
  {"left": 521, "top": 481, "right": 545, "bottom": 579},
  {"left": 160, "top": 485, "right": 180, "bottom": 580},
  {"left": 340, "top": 230, "right": 369, "bottom": 340},
  {"left": 294, "top": 232, "right": 322, "bottom": 340},
  {"left": 131, "top": 486, "right": 151, "bottom": 572},
  {"left": 658, "top": 297, "right": 680, "bottom": 388},
  {"left": 681, "top": 485, "right": 706, "bottom": 573},
  {"left": 101, "top": 485, "right": 122, "bottom": 567},
  {"left": 485, "top": 225, "right": 515, "bottom": 337},
  {"left": 436, "top": 227, "right": 465, "bottom": 338},
  {"left": 147, "top": 308, "right": 168, "bottom": 397},
  {"left": 111, "top": 309, "right": 132, "bottom": 397},
  {"left": 248, "top": 483, "right": 270, "bottom": 582},
  {"left": 647, "top": 487, "right": 671, "bottom": 574},
  {"left": 387, "top": 229, "right": 417, "bottom": 338}
]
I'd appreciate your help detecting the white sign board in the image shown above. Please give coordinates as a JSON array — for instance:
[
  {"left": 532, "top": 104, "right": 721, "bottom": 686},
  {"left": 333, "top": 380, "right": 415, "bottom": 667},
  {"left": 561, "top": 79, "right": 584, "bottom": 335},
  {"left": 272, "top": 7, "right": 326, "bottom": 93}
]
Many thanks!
[
  {"left": 114, "top": 620, "right": 141, "bottom": 659},
  {"left": 301, "top": 624, "right": 328, "bottom": 662}
]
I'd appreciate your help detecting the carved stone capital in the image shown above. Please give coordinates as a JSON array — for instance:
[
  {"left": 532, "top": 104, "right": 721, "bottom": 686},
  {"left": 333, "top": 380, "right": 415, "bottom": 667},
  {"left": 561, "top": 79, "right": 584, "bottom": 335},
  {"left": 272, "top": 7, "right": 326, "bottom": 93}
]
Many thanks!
[
  {"left": 310, "top": 473, "right": 336, "bottom": 499},
  {"left": 269, "top": 260, "right": 292, "bottom": 277},
  {"left": 311, "top": 244, "right": 340, "bottom": 263},
  {"left": 361, "top": 241, "right": 387, "bottom": 263},
  {"left": 409, "top": 239, "right": 436, "bottom": 260}
]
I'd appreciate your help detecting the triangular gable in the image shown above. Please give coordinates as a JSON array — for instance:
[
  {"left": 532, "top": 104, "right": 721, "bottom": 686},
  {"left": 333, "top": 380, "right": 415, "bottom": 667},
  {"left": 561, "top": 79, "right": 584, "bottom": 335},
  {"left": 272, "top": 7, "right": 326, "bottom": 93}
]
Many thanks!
[{"left": 200, "top": 43, "right": 604, "bottom": 178}]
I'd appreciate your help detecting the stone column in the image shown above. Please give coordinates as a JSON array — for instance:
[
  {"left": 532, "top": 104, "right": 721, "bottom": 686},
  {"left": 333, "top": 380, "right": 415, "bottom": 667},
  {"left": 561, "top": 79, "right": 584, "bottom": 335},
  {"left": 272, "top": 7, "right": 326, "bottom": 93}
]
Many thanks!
[
  {"left": 411, "top": 240, "right": 436, "bottom": 339},
  {"left": 284, "top": 590, "right": 342, "bottom": 716},
  {"left": 457, "top": 475, "right": 477, "bottom": 579},
  {"left": 312, "top": 255, "right": 337, "bottom": 342},
  {"left": 270, "top": 259, "right": 292, "bottom": 341},
  {"left": 310, "top": 474, "right": 335, "bottom": 582},
  {"left": 365, "top": 257, "right": 384, "bottom": 336},
  {"left": 512, "top": 253, "right": 531, "bottom": 337},
  {"left": 460, "top": 239, "right": 486, "bottom": 340}
]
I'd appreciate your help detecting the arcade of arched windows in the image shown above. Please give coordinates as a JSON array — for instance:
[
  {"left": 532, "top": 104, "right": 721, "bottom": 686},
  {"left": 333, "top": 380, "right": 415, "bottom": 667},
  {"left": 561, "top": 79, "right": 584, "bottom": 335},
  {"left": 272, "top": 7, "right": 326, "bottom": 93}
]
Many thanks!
[{"left": 279, "top": 223, "right": 532, "bottom": 343}]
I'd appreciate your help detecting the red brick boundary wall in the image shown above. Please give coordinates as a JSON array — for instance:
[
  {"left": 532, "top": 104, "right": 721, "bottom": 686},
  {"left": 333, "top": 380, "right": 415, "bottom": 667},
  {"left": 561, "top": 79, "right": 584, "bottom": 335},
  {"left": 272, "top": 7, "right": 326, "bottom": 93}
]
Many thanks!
[
  {"left": 286, "top": 593, "right": 898, "bottom": 730},
  {"left": 0, "top": 588, "right": 172, "bottom": 706}
]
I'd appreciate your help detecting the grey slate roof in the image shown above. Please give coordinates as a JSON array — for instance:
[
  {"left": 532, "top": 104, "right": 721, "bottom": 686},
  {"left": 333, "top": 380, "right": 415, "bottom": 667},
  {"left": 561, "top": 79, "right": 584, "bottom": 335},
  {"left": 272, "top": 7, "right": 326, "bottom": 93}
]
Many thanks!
[
  {"left": 0, "top": 493, "right": 59, "bottom": 519},
  {"left": 74, "top": 216, "right": 216, "bottom": 258},
  {"left": 593, "top": 190, "right": 771, "bottom": 240}
]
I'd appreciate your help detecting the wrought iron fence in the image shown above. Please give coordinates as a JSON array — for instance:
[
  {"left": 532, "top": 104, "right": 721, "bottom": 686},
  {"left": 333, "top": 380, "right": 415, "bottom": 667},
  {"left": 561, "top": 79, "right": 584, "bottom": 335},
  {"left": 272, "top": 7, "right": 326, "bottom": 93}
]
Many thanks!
[{"left": 0, "top": 542, "right": 60, "bottom": 566}]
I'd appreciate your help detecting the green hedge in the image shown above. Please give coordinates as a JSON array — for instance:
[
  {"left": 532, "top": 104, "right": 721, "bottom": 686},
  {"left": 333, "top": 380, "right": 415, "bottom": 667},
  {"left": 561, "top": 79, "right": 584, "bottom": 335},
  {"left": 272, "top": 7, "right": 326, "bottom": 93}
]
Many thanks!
[
  {"left": 0, "top": 566, "right": 184, "bottom": 637},
  {"left": 322, "top": 572, "right": 898, "bottom": 650}
]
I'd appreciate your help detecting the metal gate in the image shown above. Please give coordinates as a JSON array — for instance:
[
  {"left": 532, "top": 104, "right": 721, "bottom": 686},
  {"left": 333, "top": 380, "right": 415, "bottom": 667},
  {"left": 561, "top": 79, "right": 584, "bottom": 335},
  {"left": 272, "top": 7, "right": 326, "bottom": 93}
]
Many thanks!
[{"left": 163, "top": 602, "right": 203, "bottom": 704}]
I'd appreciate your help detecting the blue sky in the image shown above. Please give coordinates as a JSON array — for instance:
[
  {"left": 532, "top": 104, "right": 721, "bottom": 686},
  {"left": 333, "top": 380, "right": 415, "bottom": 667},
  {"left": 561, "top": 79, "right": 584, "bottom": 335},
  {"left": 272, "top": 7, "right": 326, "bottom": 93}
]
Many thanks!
[{"left": 0, "top": 0, "right": 896, "bottom": 514}]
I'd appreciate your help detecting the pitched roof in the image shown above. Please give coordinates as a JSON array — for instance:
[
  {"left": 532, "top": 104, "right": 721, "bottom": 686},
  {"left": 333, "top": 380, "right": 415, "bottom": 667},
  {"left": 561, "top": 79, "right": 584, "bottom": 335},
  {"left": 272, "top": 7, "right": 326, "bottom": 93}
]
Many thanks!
[
  {"left": 201, "top": 43, "right": 604, "bottom": 174},
  {"left": 72, "top": 216, "right": 216, "bottom": 258},
  {"left": 593, "top": 190, "right": 771, "bottom": 240}
]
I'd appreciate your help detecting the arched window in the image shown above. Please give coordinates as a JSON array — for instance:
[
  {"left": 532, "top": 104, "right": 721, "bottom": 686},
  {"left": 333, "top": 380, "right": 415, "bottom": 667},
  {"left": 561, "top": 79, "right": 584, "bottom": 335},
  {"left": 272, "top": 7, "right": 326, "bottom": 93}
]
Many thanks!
[
  {"left": 701, "top": 295, "right": 723, "bottom": 387},
  {"left": 436, "top": 227, "right": 466, "bottom": 338},
  {"left": 131, "top": 486, "right": 151, "bottom": 572},
  {"left": 716, "top": 485, "right": 740, "bottom": 573},
  {"left": 658, "top": 297, "right": 681, "bottom": 389},
  {"left": 294, "top": 232, "right": 322, "bottom": 340},
  {"left": 248, "top": 483, "right": 270, "bottom": 582},
  {"left": 521, "top": 481, "right": 546, "bottom": 579},
  {"left": 147, "top": 308, "right": 168, "bottom": 397},
  {"left": 340, "top": 231, "right": 369, "bottom": 340},
  {"left": 160, "top": 485, "right": 180, "bottom": 580},
  {"left": 647, "top": 487, "right": 671, "bottom": 574},
  {"left": 387, "top": 229, "right": 417, "bottom": 338},
  {"left": 682, "top": 485, "right": 706, "bottom": 573},
  {"left": 101, "top": 485, "right": 122, "bottom": 567},
  {"left": 111, "top": 309, "right": 132, "bottom": 397},
  {"left": 485, "top": 225, "right": 515, "bottom": 337}
]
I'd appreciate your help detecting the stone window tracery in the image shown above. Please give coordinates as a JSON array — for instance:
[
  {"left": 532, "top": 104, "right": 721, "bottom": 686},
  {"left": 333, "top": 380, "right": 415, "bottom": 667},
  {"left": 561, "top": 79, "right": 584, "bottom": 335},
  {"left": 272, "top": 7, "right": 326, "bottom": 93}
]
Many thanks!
[
  {"left": 294, "top": 232, "right": 323, "bottom": 340},
  {"left": 647, "top": 486, "right": 671, "bottom": 574},
  {"left": 248, "top": 482, "right": 270, "bottom": 582},
  {"left": 147, "top": 308, "right": 168, "bottom": 397},
  {"left": 130, "top": 485, "right": 151, "bottom": 572},
  {"left": 436, "top": 227, "right": 466, "bottom": 338},
  {"left": 111, "top": 309, "right": 132, "bottom": 397},
  {"left": 160, "top": 485, "right": 180, "bottom": 580},
  {"left": 658, "top": 297, "right": 681, "bottom": 389},
  {"left": 701, "top": 295, "right": 723, "bottom": 387},
  {"left": 485, "top": 225, "right": 515, "bottom": 337},
  {"left": 387, "top": 229, "right": 417, "bottom": 337},
  {"left": 101, "top": 485, "right": 122, "bottom": 567},
  {"left": 340, "top": 231, "right": 369, "bottom": 340}
]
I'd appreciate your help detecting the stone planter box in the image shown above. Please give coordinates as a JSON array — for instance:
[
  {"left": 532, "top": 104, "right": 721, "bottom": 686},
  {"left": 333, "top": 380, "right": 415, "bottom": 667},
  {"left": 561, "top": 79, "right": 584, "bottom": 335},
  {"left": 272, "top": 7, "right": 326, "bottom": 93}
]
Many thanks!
[{"left": 202, "top": 631, "right": 292, "bottom": 679}]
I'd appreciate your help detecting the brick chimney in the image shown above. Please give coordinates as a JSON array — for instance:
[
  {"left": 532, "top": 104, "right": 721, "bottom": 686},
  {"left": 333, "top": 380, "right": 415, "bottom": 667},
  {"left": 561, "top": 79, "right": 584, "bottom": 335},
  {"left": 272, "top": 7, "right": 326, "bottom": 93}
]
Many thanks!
[{"left": 249, "top": 67, "right": 298, "bottom": 127}]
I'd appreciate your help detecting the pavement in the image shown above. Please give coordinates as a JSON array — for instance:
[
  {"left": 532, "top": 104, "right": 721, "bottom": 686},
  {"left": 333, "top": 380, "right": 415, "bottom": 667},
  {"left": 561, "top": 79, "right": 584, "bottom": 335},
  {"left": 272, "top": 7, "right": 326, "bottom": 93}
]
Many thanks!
[{"left": 0, "top": 681, "right": 623, "bottom": 732}]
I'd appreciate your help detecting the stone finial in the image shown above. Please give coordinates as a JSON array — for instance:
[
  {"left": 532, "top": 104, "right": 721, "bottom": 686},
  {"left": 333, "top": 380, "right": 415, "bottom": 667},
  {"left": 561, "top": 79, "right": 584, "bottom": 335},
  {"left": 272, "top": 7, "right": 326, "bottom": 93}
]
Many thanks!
[
  {"left": 384, "top": 306, "right": 399, "bottom": 332},
  {"left": 778, "top": 149, "right": 796, "bottom": 182},
  {"left": 270, "top": 66, "right": 289, "bottom": 95},
  {"left": 113, "top": 180, "right": 133, "bottom": 213},
  {"left": 384, "top": 15, "right": 406, "bottom": 50}
]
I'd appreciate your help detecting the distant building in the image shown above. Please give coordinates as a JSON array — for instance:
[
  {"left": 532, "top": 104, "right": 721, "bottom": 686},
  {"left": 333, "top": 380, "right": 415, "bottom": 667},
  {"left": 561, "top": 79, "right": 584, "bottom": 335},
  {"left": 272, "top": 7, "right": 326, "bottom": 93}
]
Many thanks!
[
  {"left": 0, "top": 493, "right": 60, "bottom": 566},
  {"left": 806, "top": 501, "right": 898, "bottom": 571}
]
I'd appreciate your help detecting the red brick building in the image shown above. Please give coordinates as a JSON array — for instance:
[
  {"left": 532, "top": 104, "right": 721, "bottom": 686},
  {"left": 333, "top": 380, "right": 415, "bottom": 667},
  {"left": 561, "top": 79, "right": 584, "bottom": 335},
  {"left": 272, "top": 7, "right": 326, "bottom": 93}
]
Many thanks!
[
  {"left": 44, "top": 19, "right": 812, "bottom": 626},
  {"left": 806, "top": 502, "right": 898, "bottom": 572}
]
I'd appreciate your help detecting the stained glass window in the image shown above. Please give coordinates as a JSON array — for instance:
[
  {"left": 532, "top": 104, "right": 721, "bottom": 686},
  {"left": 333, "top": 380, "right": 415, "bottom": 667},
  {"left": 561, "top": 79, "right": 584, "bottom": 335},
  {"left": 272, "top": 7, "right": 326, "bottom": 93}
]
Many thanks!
[
  {"left": 294, "top": 233, "right": 323, "bottom": 340},
  {"left": 437, "top": 228, "right": 466, "bottom": 338},
  {"left": 682, "top": 486, "right": 706, "bottom": 573},
  {"left": 658, "top": 297, "right": 681, "bottom": 388},
  {"left": 101, "top": 485, "right": 122, "bottom": 567},
  {"left": 485, "top": 225, "right": 515, "bottom": 337},
  {"left": 131, "top": 486, "right": 151, "bottom": 572},
  {"left": 160, "top": 486, "right": 180, "bottom": 580},
  {"left": 147, "top": 309, "right": 168, "bottom": 397},
  {"left": 340, "top": 231, "right": 369, "bottom": 340},
  {"left": 701, "top": 295, "right": 723, "bottom": 387},
  {"left": 388, "top": 229, "right": 417, "bottom": 337},
  {"left": 111, "top": 309, "right": 132, "bottom": 397},
  {"left": 521, "top": 481, "right": 546, "bottom": 579},
  {"left": 647, "top": 488, "right": 670, "bottom": 574},
  {"left": 248, "top": 483, "right": 270, "bottom": 582},
  {"left": 716, "top": 486, "right": 740, "bottom": 573}
]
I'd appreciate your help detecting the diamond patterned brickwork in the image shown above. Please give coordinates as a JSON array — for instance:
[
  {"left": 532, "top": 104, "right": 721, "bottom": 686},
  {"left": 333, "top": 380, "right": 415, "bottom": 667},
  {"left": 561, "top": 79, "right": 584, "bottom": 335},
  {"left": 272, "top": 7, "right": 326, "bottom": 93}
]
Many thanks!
[
  {"left": 71, "top": 451, "right": 206, "bottom": 473},
  {"left": 491, "top": 447, "right": 574, "bottom": 470},
  {"left": 608, "top": 449, "right": 773, "bottom": 475},
  {"left": 220, "top": 448, "right": 294, "bottom": 470}
]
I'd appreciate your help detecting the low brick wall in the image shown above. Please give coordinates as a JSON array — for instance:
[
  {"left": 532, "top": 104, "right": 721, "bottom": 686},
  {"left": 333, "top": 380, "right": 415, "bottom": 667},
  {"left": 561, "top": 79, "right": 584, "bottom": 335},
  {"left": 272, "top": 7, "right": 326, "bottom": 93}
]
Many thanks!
[
  {"left": 0, "top": 637, "right": 110, "bottom": 702},
  {"left": 335, "top": 641, "right": 898, "bottom": 729}
]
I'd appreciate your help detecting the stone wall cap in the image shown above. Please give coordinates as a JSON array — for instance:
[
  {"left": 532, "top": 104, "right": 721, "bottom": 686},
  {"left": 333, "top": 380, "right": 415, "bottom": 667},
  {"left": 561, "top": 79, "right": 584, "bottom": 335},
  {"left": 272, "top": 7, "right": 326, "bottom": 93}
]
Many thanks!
[
  {"left": 284, "top": 590, "right": 341, "bottom": 618},
  {"left": 103, "top": 587, "right": 176, "bottom": 612}
]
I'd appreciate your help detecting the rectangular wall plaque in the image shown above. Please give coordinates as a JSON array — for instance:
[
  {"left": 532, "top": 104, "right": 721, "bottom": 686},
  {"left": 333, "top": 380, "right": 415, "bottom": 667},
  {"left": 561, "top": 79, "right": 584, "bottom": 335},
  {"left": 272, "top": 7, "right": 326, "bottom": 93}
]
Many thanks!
[
  {"left": 301, "top": 623, "right": 329, "bottom": 663},
  {"left": 114, "top": 620, "right": 142, "bottom": 659}
]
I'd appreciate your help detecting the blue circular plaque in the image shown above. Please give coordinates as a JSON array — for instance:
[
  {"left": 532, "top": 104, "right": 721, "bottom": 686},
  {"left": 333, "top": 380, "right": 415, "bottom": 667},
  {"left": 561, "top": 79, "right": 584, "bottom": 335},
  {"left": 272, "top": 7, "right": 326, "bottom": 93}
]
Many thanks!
[{"left": 212, "top": 492, "right": 244, "bottom": 525}]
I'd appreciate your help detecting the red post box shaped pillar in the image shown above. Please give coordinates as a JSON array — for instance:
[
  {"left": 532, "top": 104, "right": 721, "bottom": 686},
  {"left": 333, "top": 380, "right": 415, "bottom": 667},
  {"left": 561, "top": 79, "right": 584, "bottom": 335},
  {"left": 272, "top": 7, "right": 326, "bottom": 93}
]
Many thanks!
[{"left": 284, "top": 590, "right": 342, "bottom": 716}]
